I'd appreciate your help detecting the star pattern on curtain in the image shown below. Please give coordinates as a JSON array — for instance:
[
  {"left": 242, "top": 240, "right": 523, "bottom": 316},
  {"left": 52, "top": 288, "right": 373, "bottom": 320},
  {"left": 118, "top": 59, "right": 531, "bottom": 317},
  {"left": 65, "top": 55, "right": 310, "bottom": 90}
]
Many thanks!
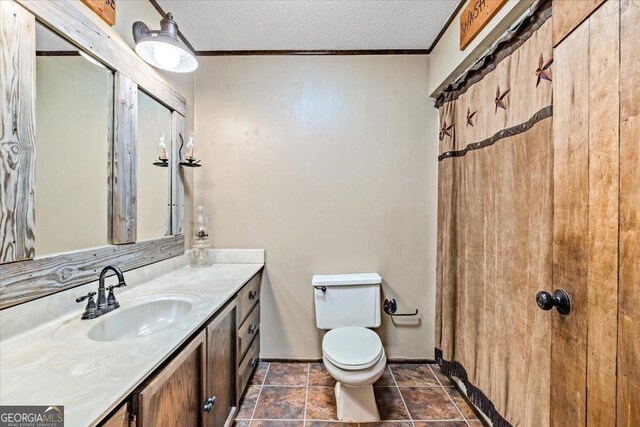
[
  {"left": 466, "top": 108, "right": 478, "bottom": 127},
  {"left": 495, "top": 87, "right": 510, "bottom": 113},
  {"left": 536, "top": 54, "right": 553, "bottom": 86},
  {"left": 439, "top": 120, "right": 454, "bottom": 140}
]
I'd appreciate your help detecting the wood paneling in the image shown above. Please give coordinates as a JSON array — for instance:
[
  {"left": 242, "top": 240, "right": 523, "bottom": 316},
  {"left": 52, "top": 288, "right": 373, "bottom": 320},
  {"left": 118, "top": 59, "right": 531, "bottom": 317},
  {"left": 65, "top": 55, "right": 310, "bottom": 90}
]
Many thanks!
[
  {"left": 206, "top": 301, "right": 236, "bottom": 427},
  {"left": 586, "top": 1, "right": 619, "bottom": 424},
  {"left": 170, "top": 112, "right": 185, "bottom": 235},
  {"left": 15, "top": 0, "right": 186, "bottom": 115},
  {"left": 111, "top": 72, "right": 137, "bottom": 244},
  {"left": 134, "top": 330, "right": 207, "bottom": 427},
  {"left": 551, "top": 19, "right": 590, "bottom": 427},
  {"left": 618, "top": 0, "right": 640, "bottom": 424},
  {"left": 552, "top": 0, "right": 605, "bottom": 46},
  {"left": 0, "top": 235, "right": 184, "bottom": 308},
  {"left": 0, "top": 0, "right": 36, "bottom": 264}
]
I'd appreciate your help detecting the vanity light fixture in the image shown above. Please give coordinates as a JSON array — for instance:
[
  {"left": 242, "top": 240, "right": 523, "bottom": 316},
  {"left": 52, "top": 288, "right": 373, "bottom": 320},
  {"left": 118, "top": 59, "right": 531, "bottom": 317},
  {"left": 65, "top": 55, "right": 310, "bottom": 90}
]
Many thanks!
[{"left": 132, "top": 13, "right": 197, "bottom": 73}]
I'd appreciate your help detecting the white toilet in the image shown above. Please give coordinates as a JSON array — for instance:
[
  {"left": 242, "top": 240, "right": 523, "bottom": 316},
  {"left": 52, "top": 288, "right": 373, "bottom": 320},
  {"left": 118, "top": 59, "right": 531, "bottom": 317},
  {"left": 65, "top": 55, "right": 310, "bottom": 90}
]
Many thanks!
[{"left": 312, "top": 273, "right": 386, "bottom": 423}]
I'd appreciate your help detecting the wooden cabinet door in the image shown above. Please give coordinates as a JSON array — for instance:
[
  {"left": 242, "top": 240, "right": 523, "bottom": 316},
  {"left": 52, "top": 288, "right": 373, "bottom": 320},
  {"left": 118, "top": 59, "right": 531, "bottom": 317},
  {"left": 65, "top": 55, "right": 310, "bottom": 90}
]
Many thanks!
[
  {"left": 134, "top": 331, "right": 207, "bottom": 427},
  {"left": 205, "top": 301, "right": 237, "bottom": 427},
  {"left": 100, "top": 403, "right": 130, "bottom": 427}
]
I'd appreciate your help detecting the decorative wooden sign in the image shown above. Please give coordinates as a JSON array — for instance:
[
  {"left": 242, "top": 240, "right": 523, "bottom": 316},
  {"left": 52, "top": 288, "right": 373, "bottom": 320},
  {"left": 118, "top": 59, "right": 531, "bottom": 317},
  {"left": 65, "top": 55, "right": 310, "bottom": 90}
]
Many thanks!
[
  {"left": 81, "top": 0, "right": 116, "bottom": 26},
  {"left": 460, "top": 0, "right": 508, "bottom": 50}
]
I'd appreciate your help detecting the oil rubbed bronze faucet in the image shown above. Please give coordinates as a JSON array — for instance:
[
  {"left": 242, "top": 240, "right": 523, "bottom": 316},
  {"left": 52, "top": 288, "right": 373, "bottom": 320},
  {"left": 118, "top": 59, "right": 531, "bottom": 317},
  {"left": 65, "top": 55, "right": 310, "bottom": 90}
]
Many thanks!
[{"left": 76, "top": 265, "right": 127, "bottom": 320}]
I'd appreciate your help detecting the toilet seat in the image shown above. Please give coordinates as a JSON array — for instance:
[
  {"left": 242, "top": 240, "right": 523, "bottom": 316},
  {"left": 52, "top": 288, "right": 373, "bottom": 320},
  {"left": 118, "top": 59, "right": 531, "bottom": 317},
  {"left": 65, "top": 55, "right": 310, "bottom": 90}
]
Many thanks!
[{"left": 322, "top": 327, "right": 383, "bottom": 371}]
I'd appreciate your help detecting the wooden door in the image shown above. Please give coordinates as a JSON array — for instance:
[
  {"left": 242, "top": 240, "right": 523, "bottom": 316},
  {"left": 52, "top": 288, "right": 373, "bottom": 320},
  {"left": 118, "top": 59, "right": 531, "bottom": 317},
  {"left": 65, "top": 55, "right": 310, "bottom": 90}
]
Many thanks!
[
  {"left": 552, "top": 0, "right": 630, "bottom": 425},
  {"left": 618, "top": 0, "right": 640, "bottom": 424},
  {"left": 205, "top": 301, "right": 237, "bottom": 427},
  {"left": 134, "top": 331, "right": 207, "bottom": 427}
]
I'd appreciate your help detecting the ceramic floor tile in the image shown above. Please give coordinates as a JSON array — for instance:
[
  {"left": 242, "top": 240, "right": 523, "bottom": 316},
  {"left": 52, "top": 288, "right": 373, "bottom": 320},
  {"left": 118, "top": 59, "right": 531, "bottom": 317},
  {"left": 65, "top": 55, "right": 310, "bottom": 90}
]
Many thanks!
[
  {"left": 236, "top": 385, "right": 261, "bottom": 419},
  {"left": 306, "top": 386, "right": 338, "bottom": 420},
  {"left": 466, "top": 421, "right": 484, "bottom": 425},
  {"left": 253, "top": 386, "right": 306, "bottom": 419},
  {"left": 373, "top": 366, "right": 395, "bottom": 386},
  {"left": 249, "top": 362, "right": 270, "bottom": 385},
  {"left": 305, "top": 422, "right": 358, "bottom": 427},
  {"left": 446, "top": 388, "right": 478, "bottom": 419},
  {"left": 251, "top": 421, "right": 304, "bottom": 427},
  {"left": 429, "top": 365, "right": 452, "bottom": 386},
  {"left": 400, "top": 387, "right": 462, "bottom": 421},
  {"left": 390, "top": 364, "right": 440, "bottom": 387},
  {"left": 233, "top": 421, "right": 250, "bottom": 427},
  {"left": 309, "top": 363, "right": 336, "bottom": 386},
  {"left": 264, "top": 363, "right": 309, "bottom": 386},
  {"left": 412, "top": 422, "right": 469, "bottom": 427},
  {"left": 360, "top": 422, "right": 413, "bottom": 427},
  {"left": 373, "top": 386, "right": 411, "bottom": 421}
]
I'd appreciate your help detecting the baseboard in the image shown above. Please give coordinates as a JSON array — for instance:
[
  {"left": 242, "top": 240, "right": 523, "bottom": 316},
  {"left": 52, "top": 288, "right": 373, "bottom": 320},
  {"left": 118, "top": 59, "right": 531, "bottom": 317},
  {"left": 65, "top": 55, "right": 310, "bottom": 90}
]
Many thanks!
[
  {"left": 260, "top": 358, "right": 323, "bottom": 363},
  {"left": 259, "top": 357, "right": 436, "bottom": 364}
]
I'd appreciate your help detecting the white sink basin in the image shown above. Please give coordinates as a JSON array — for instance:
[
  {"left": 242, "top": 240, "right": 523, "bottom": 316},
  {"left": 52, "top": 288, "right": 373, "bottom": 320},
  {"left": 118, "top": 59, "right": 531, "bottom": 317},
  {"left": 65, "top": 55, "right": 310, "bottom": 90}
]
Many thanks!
[{"left": 87, "top": 298, "right": 193, "bottom": 342}]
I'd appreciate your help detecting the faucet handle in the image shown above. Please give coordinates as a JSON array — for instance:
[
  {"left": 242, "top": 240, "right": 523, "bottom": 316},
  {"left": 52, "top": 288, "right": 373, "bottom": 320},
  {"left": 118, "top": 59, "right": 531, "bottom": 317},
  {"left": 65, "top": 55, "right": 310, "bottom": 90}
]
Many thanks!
[
  {"left": 106, "top": 282, "right": 125, "bottom": 307},
  {"left": 76, "top": 291, "right": 96, "bottom": 303},
  {"left": 107, "top": 281, "right": 126, "bottom": 291},
  {"left": 76, "top": 292, "right": 98, "bottom": 319}
]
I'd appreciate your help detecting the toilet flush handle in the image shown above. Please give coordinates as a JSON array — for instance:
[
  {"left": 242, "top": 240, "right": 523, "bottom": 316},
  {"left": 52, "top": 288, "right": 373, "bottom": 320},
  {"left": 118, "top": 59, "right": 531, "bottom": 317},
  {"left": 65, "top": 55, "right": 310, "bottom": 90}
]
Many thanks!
[{"left": 314, "top": 285, "right": 327, "bottom": 293}]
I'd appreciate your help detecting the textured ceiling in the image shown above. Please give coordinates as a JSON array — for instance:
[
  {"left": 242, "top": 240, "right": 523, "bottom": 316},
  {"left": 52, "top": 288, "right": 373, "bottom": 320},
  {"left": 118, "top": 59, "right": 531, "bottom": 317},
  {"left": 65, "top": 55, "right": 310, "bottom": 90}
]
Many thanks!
[{"left": 154, "top": 1, "right": 460, "bottom": 52}]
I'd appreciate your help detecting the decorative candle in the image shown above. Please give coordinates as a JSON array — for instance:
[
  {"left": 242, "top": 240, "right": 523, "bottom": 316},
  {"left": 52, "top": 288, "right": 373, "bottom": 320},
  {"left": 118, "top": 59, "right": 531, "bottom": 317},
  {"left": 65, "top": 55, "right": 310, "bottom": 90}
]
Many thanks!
[
  {"left": 186, "top": 131, "right": 195, "bottom": 160},
  {"left": 158, "top": 131, "right": 168, "bottom": 161}
]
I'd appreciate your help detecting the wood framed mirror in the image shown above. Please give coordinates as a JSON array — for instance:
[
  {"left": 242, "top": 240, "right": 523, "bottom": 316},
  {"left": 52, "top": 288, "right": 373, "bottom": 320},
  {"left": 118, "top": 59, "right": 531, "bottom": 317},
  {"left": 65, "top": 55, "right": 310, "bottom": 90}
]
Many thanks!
[{"left": 0, "top": 0, "right": 187, "bottom": 309}]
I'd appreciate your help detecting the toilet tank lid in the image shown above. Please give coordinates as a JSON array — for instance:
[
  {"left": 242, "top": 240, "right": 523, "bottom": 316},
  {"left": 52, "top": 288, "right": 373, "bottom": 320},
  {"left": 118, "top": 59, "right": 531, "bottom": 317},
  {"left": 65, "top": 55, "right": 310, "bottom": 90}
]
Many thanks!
[{"left": 312, "top": 273, "right": 382, "bottom": 287}]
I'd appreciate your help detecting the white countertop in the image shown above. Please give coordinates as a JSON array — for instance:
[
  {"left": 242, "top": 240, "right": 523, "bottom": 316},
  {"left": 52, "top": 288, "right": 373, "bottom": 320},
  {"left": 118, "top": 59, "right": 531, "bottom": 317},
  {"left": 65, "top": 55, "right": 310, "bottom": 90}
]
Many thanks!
[{"left": 0, "top": 260, "right": 263, "bottom": 427}]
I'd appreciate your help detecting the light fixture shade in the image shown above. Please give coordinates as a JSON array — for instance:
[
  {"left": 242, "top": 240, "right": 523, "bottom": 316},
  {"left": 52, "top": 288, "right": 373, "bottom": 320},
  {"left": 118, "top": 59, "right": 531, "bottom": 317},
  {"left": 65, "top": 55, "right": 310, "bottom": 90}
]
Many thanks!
[{"left": 132, "top": 13, "right": 197, "bottom": 73}]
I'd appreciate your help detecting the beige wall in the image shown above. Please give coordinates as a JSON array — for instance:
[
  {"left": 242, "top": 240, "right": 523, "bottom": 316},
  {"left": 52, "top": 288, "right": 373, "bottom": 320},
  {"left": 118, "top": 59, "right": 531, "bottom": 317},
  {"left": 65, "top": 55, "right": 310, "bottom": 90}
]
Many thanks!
[
  {"left": 194, "top": 55, "right": 438, "bottom": 359},
  {"left": 35, "top": 57, "right": 111, "bottom": 255},
  {"left": 428, "top": 0, "right": 535, "bottom": 96},
  {"left": 69, "top": 0, "right": 196, "bottom": 243},
  {"left": 137, "top": 90, "right": 172, "bottom": 241}
]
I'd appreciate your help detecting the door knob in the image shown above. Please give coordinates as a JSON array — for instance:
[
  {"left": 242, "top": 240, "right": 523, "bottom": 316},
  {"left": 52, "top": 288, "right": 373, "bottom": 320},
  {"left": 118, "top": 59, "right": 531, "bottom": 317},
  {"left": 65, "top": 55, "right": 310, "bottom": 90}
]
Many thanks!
[
  {"left": 536, "top": 289, "right": 571, "bottom": 315},
  {"left": 203, "top": 396, "right": 216, "bottom": 412}
]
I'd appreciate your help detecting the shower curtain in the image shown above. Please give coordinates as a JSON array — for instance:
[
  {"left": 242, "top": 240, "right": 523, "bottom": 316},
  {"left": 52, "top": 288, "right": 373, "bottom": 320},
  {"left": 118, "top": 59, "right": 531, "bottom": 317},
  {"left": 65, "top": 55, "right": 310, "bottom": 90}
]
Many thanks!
[{"left": 435, "top": 2, "right": 552, "bottom": 426}]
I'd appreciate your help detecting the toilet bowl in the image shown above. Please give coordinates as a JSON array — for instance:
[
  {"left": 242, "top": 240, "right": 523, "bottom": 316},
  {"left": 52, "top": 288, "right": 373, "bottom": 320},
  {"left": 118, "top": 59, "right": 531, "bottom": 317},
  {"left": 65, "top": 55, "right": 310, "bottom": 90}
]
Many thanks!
[
  {"left": 312, "top": 272, "right": 385, "bottom": 423},
  {"left": 322, "top": 326, "right": 387, "bottom": 422}
]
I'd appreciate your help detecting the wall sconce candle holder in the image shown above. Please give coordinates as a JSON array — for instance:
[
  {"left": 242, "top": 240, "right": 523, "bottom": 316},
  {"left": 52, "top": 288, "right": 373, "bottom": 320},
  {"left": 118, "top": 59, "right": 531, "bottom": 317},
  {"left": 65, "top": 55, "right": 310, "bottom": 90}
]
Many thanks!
[
  {"left": 179, "top": 132, "right": 202, "bottom": 168},
  {"left": 153, "top": 131, "right": 170, "bottom": 167},
  {"left": 152, "top": 158, "right": 169, "bottom": 167}
]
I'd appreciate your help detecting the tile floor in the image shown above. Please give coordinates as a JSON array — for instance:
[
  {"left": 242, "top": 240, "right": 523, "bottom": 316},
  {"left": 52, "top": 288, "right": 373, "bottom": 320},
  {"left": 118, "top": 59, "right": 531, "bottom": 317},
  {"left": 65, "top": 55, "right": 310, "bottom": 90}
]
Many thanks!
[{"left": 234, "top": 362, "right": 483, "bottom": 426}]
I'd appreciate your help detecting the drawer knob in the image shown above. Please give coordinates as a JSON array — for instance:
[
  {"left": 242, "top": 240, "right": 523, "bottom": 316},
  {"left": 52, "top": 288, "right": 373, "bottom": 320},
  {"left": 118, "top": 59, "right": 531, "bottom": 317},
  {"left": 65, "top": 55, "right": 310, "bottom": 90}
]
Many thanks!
[
  {"left": 248, "top": 290, "right": 258, "bottom": 300},
  {"left": 249, "top": 324, "right": 258, "bottom": 334},
  {"left": 203, "top": 396, "right": 216, "bottom": 413}
]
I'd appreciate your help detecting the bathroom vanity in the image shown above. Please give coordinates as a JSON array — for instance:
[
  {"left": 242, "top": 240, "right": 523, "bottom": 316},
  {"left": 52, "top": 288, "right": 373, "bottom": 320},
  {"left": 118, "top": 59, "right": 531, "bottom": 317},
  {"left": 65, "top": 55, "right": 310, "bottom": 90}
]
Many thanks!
[{"left": 0, "top": 253, "right": 264, "bottom": 427}]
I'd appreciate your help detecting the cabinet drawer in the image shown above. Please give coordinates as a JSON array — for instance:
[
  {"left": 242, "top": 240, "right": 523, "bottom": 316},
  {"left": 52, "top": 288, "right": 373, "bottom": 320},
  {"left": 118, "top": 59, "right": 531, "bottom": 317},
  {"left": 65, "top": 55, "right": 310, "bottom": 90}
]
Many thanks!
[
  {"left": 237, "top": 304, "right": 260, "bottom": 360},
  {"left": 237, "top": 272, "right": 261, "bottom": 325},
  {"left": 237, "top": 332, "right": 260, "bottom": 397}
]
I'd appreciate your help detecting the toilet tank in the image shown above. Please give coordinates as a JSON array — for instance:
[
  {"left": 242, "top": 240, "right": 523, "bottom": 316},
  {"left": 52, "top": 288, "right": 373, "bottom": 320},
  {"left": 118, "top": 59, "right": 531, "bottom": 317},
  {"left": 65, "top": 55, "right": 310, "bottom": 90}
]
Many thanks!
[{"left": 312, "top": 273, "right": 382, "bottom": 329}]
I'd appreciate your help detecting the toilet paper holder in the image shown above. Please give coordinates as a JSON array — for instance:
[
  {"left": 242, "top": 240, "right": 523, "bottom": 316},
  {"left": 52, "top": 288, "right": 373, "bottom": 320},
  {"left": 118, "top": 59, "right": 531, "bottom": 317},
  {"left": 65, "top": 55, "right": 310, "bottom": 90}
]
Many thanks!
[{"left": 383, "top": 299, "right": 418, "bottom": 317}]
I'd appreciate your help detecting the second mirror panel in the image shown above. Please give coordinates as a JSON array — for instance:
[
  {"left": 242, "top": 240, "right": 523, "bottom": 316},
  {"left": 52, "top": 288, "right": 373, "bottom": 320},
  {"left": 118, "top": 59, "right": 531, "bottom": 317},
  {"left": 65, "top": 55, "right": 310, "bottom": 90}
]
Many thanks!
[
  {"left": 137, "top": 90, "right": 172, "bottom": 241},
  {"left": 35, "top": 22, "right": 112, "bottom": 255}
]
